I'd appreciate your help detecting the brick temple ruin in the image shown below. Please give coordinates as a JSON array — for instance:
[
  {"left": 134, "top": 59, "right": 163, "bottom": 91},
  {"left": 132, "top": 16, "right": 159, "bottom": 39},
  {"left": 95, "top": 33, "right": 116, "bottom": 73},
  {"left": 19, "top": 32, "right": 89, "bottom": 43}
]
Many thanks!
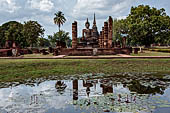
[
  {"left": 59, "top": 14, "right": 131, "bottom": 56},
  {"left": 0, "top": 41, "right": 17, "bottom": 57},
  {"left": 0, "top": 14, "right": 132, "bottom": 57}
]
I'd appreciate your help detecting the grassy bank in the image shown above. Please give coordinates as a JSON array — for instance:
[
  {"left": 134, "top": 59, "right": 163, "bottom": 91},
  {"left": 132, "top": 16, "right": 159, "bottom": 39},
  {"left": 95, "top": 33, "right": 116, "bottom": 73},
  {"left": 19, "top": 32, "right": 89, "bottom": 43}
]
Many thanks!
[
  {"left": 0, "top": 59, "right": 170, "bottom": 82},
  {"left": 131, "top": 51, "right": 170, "bottom": 56}
]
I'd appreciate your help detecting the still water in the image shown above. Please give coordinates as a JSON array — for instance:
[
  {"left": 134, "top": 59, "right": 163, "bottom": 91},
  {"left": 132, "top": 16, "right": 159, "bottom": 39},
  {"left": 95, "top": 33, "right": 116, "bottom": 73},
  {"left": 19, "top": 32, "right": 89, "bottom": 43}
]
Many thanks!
[{"left": 0, "top": 74, "right": 170, "bottom": 113}]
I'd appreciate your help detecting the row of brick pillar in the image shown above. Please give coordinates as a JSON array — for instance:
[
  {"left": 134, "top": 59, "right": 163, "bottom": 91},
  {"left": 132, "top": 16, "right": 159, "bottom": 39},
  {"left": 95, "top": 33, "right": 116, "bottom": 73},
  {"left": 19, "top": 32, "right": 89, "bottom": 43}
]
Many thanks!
[{"left": 99, "top": 16, "right": 113, "bottom": 48}]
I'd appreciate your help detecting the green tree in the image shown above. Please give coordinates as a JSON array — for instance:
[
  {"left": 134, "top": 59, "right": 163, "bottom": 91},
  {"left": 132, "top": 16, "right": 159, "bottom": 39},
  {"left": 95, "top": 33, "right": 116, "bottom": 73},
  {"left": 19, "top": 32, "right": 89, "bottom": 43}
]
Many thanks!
[
  {"left": 23, "top": 21, "right": 45, "bottom": 47},
  {"left": 54, "top": 11, "right": 66, "bottom": 32},
  {"left": 126, "top": 5, "right": 170, "bottom": 47},
  {"left": 0, "top": 26, "right": 5, "bottom": 47},
  {"left": 37, "top": 37, "right": 50, "bottom": 47},
  {"left": 113, "top": 19, "right": 128, "bottom": 41},
  {"left": 0, "top": 21, "right": 26, "bottom": 48},
  {"left": 48, "top": 30, "right": 71, "bottom": 47}
]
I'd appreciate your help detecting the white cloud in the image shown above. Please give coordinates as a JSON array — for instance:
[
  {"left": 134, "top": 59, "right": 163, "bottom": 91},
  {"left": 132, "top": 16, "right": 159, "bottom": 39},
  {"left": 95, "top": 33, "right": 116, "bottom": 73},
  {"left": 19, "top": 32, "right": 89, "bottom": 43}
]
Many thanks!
[
  {"left": 0, "top": 0, "right": 169, "bottom": 37},
  {"left": 28, "top": 0, "right": 54, "bottom": 12},
  {"left": 0, "top": 0, "right": 20, "bottom": 13},
  {"left": 117, "top": 16, "right": 127, "bottom": 20},
  {"left": 72, "top": 0, "right": 135, "bottom": 20}
]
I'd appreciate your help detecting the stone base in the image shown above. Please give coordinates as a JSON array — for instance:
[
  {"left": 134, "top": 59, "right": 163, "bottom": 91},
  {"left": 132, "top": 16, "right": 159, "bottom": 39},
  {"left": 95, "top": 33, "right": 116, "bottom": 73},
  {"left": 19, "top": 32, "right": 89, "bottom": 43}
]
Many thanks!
[
  {"left": 0, "top": 49, "right": 12, "bottom": 57},
  {"left": 58, "top": 48, "right": 131, "bottom": 56}
]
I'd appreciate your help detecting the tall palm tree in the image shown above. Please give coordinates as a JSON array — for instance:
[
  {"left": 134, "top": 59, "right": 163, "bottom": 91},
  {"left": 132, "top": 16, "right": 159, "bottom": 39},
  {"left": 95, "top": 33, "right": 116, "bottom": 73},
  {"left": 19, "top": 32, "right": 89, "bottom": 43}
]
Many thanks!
[{"left": 54, "top": 11, "right": 66, "bottom": 32}]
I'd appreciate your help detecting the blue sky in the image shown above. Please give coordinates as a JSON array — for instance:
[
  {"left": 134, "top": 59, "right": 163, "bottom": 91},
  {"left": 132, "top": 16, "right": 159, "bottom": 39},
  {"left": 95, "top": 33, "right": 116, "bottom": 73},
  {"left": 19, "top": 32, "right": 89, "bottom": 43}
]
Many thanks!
[{"left": 0, "top": 0, "right": 169, "bottom": 38}]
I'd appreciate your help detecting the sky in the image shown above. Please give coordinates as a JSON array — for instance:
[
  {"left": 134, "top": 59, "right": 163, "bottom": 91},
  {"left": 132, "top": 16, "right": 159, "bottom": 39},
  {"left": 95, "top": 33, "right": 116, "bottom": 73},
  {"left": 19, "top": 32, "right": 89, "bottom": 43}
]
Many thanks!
[{"left": 0, "top": 0, "right": 170, "bottom": 38}]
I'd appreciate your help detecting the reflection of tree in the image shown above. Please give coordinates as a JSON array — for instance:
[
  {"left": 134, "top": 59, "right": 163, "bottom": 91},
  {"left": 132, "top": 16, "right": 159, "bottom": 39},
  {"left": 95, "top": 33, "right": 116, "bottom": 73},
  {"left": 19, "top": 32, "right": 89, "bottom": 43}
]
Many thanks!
[
  {"left": 128, "top": 80, "right": 165, "bottom": 95},
  {"left": 75, "top": 79, "right": 159, "bottom": 113},
  {"left": 55, "top": 81, "right": 67, "bottom": 95}
]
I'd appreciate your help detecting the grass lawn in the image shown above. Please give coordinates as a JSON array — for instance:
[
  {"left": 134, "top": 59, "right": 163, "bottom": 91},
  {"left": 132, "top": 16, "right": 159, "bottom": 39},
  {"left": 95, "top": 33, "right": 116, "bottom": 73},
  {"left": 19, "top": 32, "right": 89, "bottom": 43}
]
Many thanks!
[
  {"left": 22, "top": 53, "right": 54, "bottom": 57},
  {"left": 0, "top": 59, "right": 170, "bottom": 82},
  {"left": 65, "top": 55, "right": 120, "bottom": 58},
  {"left": 131, "top": 51, "right": 170, "bottom": 56}
]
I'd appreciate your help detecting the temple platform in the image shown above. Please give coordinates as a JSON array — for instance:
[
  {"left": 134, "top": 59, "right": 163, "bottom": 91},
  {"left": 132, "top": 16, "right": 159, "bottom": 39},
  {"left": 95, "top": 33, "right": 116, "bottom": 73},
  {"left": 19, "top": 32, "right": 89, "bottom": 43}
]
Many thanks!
[
  {"left": 0, "top": 49, "right": 12, "bottom": 57},
  {"left": 58, "top": 48, "right": 131, "bottom": 56}
]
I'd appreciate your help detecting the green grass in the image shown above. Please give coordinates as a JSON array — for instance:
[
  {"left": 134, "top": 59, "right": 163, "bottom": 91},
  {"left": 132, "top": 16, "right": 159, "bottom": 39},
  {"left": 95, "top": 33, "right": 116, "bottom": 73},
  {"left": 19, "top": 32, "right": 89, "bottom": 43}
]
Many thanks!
[
  {"left": 149, "top": 48, "right": 170, "bottom": 53},
  {"left": 0, "top": 59, "right": 170, "bottom": 82},
  {"left": 22, "top": 53, "right": 54, "bottom": 57},
  {"left": 131, "top": 51, "right": 170, "bottom": 56}
]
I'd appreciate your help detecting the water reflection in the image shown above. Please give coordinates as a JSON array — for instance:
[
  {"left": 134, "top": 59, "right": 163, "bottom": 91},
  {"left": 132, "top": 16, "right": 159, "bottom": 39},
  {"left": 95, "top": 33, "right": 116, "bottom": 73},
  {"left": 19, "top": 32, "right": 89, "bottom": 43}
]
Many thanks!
[
  {"left": 100, "top": 79, "right": 113, "bottom": 94},
  {"left": 0, "top": 75, "right": 170, "bottom": 113},
  {"left": 128, "top": 80, "right": 165, "bottom": 95},
  {"left": 55, "top": 81, "right": 67, "bottom": 95}
]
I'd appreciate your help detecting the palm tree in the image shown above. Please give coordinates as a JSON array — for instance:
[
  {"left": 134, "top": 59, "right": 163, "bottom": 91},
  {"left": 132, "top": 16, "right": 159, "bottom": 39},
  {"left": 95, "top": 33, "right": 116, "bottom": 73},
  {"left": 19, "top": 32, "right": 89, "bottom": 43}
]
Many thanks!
[{"left": 54, "top": 11, "right": 66, "bottom": 32}]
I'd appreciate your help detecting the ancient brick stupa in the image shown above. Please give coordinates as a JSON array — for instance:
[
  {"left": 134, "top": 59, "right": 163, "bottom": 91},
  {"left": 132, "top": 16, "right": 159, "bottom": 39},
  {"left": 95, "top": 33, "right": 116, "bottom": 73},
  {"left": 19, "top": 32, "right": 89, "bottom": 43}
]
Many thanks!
[{"left": 58, "top": 14, "right": 131, "bottom": 56}]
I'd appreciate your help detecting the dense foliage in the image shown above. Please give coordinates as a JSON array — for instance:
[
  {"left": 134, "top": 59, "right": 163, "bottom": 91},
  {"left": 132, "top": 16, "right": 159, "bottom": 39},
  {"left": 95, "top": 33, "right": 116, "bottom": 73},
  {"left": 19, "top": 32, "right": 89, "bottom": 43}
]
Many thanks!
[
  {"left": 37, "top": 37, "right": 50, "bottom": 47},
  {"left": 0, "top": 21, "right": 45, "bottom": 48},
  {"left": 113, "top": 5, "right": 170, "bottom": 47},
  {"left": 0, "top": 21, "right": 25, "bottom": 47},
  {"left": 23, "top": 21, "right": 45, "bottom": 47},
  {"left": 113, "top": 19, "right": 130, "bottom": 45},
  {"left": 48, "top": 30, "right": 71, "bottom": 47}
]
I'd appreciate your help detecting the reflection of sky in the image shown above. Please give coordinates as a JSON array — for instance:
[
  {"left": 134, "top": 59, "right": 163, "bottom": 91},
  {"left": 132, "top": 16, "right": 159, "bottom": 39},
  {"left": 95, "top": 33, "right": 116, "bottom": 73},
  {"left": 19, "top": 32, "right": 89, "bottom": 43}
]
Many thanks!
[
  {"left": 0, "top": 80, "right": 73, "bottom": 113},
  {"left": 155, "top": 87, "right": 170, "bottom": 102},
  {"left": 0, "top": 80, "right": 170, "bottom": 113},
  {"left": 113, "top": 84, "right": 130, "bottom": 94}
]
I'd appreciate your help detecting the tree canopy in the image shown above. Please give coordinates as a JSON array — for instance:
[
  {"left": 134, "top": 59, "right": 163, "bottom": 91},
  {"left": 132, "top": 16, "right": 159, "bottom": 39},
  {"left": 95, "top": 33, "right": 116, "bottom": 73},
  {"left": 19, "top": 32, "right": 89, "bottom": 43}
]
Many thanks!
[
  {"left": 113, "top": 19, "right": 129, "bottom": 45},
  {"left": 37, "top": 37, "right": 50, "bottom": 47},
  {"left": 126, "top": 5, "right": 170, "bottom": 47},
  {"left": 23, "top": 20, "right": 45, "bottom": 47},
  {"left": 48, "top": 30, "right": 71, "bottom": 48},
  {"left": 0, "top": 21, "right": 25, "bottom": 47},
  {"left": 0, "top": 20, "right": 45, "bottom": 48}
]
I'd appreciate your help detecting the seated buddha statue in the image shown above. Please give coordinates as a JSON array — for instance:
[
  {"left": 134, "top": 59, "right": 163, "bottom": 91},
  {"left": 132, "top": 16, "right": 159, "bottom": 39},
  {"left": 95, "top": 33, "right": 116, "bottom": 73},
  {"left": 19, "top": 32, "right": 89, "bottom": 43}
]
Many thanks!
[{"left": 82, "top": 18, "right": 92, "bottom": 41}]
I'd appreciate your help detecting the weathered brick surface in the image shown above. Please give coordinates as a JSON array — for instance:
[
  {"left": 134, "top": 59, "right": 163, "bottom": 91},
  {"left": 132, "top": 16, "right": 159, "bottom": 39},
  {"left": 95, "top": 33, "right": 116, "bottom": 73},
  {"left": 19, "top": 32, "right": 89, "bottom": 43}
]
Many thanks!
[
  {"left": 0, "top": 49, "right": 12, "bottom": 57},
  {"left": 104, "top": 22, "right": 108, "bottom": 48},
  {"left": 108, "top": 16, "right": 113, "bottom": 48},
  {"left": 59, "top": 48, "right": 131, "bottom": 56},
  {"left": 72, "top": 21, "right": 78, "bottom": 49}
]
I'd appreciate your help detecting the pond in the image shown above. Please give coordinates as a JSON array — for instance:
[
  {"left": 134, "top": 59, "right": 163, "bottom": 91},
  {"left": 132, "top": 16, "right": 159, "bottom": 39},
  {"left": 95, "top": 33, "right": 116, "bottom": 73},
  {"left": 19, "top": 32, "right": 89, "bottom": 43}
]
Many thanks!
[{"left": 0, "top": 73, "right": 170, "bottom": 113}]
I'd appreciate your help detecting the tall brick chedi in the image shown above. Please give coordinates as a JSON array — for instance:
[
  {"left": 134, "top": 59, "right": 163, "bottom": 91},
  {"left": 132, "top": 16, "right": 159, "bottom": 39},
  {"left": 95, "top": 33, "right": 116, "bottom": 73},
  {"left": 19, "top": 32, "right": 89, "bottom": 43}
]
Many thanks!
[
  {"left": 108, "top": 16, "right": 113, "bottom": 48},
  {"left": 99, "top": 31, "right": 103, "bottom": 48},
  {"left": 72, "top": 21, "right": 78, "bottom": 49},
  {"left": 104, "top": 22, "right": 108, "bottom": 48},
  {"left": 101, "top": 27, "right": 104, "bottom": 48}
]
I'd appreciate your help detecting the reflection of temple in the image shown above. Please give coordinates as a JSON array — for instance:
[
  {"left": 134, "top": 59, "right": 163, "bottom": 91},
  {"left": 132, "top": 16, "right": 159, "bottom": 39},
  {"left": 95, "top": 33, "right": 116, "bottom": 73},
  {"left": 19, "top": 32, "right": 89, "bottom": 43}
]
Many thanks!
[
  {"left": 73, "top": 80, "right": 78, "bottom": 101},
  {"left": 83, "top": 80, "right": 93, "bottom": 97},
  {"left": 100, "top": 79, "right": 113, "bottom": 94}
]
